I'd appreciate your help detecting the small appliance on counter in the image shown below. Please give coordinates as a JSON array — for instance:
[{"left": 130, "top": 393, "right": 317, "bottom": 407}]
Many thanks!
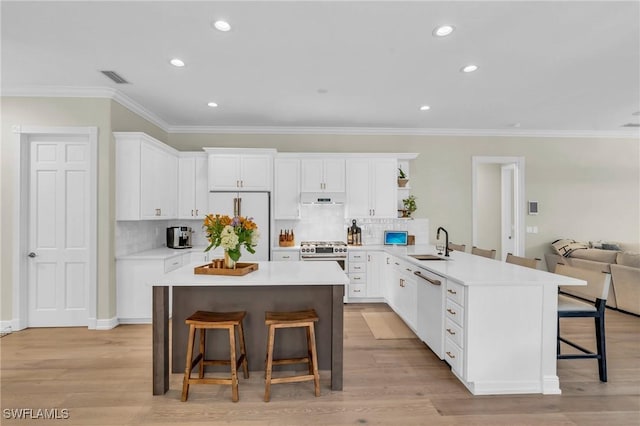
[
  {"left": 347, "top": 219, "right": 362, "bottom": 245},
  {"left": 166, "top": 226, "right": 193, "bottom": 249}
]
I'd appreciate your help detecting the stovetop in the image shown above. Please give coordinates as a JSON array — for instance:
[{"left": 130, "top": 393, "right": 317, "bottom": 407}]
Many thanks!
[{"left": 300, "top": 241, "right": 348, "bottom": 247}]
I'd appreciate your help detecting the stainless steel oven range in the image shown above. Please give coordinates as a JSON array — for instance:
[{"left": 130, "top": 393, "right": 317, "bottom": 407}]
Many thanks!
[{"left": 300, "top": 241, "right": 347, "bottom": 270}]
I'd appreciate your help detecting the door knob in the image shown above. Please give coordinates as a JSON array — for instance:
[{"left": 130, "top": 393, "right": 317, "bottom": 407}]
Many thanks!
[{"left": 28, "top": 252, "right": 37, "bottom": 258}]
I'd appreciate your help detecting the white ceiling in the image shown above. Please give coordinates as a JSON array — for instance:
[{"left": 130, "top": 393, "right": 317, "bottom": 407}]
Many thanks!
[{"left": 2, "top": 1, "right": 639, "bottom": 136}]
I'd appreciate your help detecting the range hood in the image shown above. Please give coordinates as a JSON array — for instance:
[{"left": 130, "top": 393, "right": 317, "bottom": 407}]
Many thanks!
[{"left": 300, "top": 192, "right": 345, "bottom": 204}]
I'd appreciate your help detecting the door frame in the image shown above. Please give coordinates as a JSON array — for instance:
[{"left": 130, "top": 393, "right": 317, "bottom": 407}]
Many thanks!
[
  {"left": 472, "top": 156, "right": 525, "bottom": 257},
  {"left": 12, "top": 126, "right": 98, "bottom": 330}
]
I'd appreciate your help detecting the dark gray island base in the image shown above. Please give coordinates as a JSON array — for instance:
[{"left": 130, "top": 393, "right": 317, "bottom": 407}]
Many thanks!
[{"left": 152, "top": 283, "right": 345, "bottom": 395}]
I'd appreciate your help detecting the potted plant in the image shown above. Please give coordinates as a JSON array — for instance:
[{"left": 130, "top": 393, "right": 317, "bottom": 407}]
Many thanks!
[
  {"left": 398, "top": 167, "right": 409, "bottom": 187},
  {"left": 402, "top": 195, "right": 417, "bottom": 218}
]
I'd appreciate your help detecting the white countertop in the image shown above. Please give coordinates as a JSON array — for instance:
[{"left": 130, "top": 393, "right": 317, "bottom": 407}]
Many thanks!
[
  {"left": 385, "top": 244, "right": 585, "bottom": 287},
  {"left": 116, "top": 246, "right": 216, "bottom": 261},
  {"left": 152, "top": 260, "right": 349, "bottom": 287}
]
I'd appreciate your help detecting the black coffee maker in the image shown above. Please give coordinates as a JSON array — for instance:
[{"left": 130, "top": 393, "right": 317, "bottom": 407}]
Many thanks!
[{"left": 166, "top": 226, "right": 193, "bottom": 249}]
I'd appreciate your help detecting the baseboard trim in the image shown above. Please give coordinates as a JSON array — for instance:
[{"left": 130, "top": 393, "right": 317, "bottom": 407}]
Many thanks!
[{"left": 94, "top": 317, "right": 119, "bottom": 330}]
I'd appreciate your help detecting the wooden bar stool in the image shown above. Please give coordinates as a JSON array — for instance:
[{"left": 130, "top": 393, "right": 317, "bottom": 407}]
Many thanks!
[
  {"left": 264, "top": 309, "right": 320, "bottom": 402},
  {"left": 181, "top": 311, "right": 249, "bottom": 402}
]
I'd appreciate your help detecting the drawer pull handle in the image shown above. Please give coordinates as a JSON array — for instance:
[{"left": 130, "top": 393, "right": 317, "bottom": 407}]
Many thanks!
[
  {"left": 447, "top": 308, "right": 456, "bottom": 315},
  {"left": 282, "top": 256, "right": 290, "bottom": 259},
  {"left": 172, "top": 262, "right": 179, "bottom": 266},
  {"left": 446, "top": 351, "right": 456, "bottom": 359},
  {"left": 353, "top": 289, "right": 361, "bottom": 293},
  {"left": 447, "top": 289, "right": 457, "bottom": 295},
  {"left": 394, "top": 262, "right": 400, "bottom": 266},
  {"left": 414, "top": 271, "right": 441, "bottom": 285},
  {"left": 446, "top": 328, "right": 456, "bottom": 335}
]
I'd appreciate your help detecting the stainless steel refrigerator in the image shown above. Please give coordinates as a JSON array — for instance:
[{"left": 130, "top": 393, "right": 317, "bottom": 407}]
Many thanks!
[{"left": 207, "top": 191, "right": 271, "bottom": 261}]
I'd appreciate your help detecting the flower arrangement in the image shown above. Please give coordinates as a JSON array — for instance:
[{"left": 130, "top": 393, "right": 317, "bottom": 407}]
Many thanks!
[{"left": 203, "top": 214, "right": 260, "bottom": 267}]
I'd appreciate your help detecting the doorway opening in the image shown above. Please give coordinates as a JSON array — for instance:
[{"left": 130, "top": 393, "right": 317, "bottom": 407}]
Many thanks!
[
  {"left": 12, "top": 126, "right": 98, "bottom": 330},
  {"left": 472, "top": 156, "right": 525, "bottom": 260}
]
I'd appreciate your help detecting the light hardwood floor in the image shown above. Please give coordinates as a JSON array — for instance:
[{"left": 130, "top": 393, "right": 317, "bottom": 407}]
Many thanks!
[{"left": 1, "top": 304, "right": 639, "bottom": 425}]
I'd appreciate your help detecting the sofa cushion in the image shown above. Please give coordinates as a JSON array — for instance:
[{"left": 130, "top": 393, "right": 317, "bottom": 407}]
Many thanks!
[
  {"left": 569, "top": 248, "right": 620, "bottom": 264},
  {"left": 551, "top": 239, "right": 589, "bottom": 257},
  {"left": 617, "top": 251, "right": 640, "bottom": 268}
]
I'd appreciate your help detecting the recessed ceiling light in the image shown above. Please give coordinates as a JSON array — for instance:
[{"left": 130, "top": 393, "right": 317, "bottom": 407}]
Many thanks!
[
  {"left": 207, "top": 102, "right": 218, "bottom": 108},
  {"left": 419, "top": 105, "right": 431, "bottom": 111},
  {"left": 461, "top": 64, "right": 479, "bottom": 73},
  {"left": 170, "top": 58, "right": 185, "bottom": 67},
  {"left": 213, "top": 20, "right": 231, "bottom": 32},
  {"left": 433, "top": 25, "right": 454, "bottom": 37}
]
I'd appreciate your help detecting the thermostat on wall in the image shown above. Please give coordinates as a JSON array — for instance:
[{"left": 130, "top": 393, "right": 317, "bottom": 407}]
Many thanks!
[{"left": 528, "top": 201, "right": 539, "bottom": 215}]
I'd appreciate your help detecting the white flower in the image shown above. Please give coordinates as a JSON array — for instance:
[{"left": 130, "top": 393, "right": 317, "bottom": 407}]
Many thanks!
[
  {"left": 250, "top": 229, "right": 260, "bottom": 246},
  {"left": 220, "top": 225, "right": 239, "bottom": 250}
]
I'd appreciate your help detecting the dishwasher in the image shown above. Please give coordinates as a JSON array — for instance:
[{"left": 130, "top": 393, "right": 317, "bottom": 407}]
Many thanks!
[{"left": 414, "top": 265, "right": 446, "bottom": 359}]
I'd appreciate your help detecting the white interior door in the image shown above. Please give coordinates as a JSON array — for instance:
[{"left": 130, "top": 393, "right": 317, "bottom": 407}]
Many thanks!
[
  {"left": 28, "top": 136, "right": 90, "bottom": 327},
  {"left": 501, "top": 164, "right": 517, "bottom": 260}
]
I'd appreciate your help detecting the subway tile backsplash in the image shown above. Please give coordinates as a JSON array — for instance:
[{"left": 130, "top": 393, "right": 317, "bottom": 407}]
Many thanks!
[{"left": 115, "top": 219, "right": 209, "bottom": 257}]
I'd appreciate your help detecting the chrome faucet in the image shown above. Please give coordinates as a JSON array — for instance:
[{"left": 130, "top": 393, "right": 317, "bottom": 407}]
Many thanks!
[{"left": 436, "top": 227, "right": 450, "bottom": 257}]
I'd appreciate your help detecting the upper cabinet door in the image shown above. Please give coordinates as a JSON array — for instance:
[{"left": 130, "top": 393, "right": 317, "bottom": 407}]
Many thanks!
[
  {"left": 240, "top": 155, "right": 272, "bottom": 190},
  {"left": 300, "top": 159, "right": 324, "bottom": 192},
  {"left": 208, "top": 154, "right": 272, "bottom": 191},
  {"left": 274, "top": 158, "right": 300, "bottom": 219},
  {"left": 140, "top": 141, "right": 176, "bottom": 219},
  {"left": 209, "top": 154, "right": 240, "bottom": 190},
  {"left": 300, "top": 158, "right": 345, "bottom": 192},
  {"left": 346, "top": 159, "right": 371, "bottom": 217},
  {"left": 193, "top": 156, "right": 209, "bottom": 217},
  {"left": 323, "top": 159, "right": 346, "bottom": 192},
  {"left": 371, "top": 158, "right": 398, "bottom": 218}
]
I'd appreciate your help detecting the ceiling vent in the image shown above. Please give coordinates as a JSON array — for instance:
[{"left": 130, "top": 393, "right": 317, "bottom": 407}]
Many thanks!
[
  {"left": 621, "top": 123, "right": 640, "bottom": 127},
  {"left": 100, "top": 70, "right": 129, "bottom": 84}
]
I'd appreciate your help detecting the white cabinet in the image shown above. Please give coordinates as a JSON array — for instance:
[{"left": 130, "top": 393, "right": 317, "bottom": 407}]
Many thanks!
[
  {"left": 444, "top": 280, "right": 465, "bottom": 376},
  {"left": 346, "top": 158, "right": 397, "bottom": 218},
  {"left": 301, "top": 158, "right": 345, "bottom": 192},
  {"left": 346, "top": 251, "right": 384, "bottom": 301},
  {"left": 115, "top": 132, "right": 178, "bottom": 220},
  {"left": 207, "top": 153, "right": 273, "bottom": 191},
  {"left": 178, "top": 154, "right": 208, "bottom": 219},
  {"left": 386, "top": 257, "right": 417, "bottom": 331},
  {"left": 274, "top": 158, "right": 300, "bottom": 219},
  {"left": 272, "top": 249, "right": 299, "bottom": 261}
]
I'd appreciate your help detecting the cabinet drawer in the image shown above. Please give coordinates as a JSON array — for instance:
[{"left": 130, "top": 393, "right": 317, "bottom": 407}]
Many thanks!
[
  {"left": 348, "top": 284, "right": 366, "bottom": 298},
  {"left": 349, "top": 273, "right": 366, "bottom": 284},
  {"left": 445, "top": 318, "right": 464, "bottom": 348},
  {"left": 349, "top": 262, "right": 366, "bottom": 273},
  {"left": 444, "top": 338, "right": 464, "bottom": 375},
  {"left": 348, "top": 251, "right": 366, "bottom": 262},
  {"left": 273, "top": 251, "right": 299, "bottom": 261},
  {"left": 164, "top": 256, "right": 183, "bottom": 272},
  {"left": 445, "top": 299, "right": 465, "bottom": 327},
  {"left": 446, "top": 281, "right": 465, "bottom": 306}
]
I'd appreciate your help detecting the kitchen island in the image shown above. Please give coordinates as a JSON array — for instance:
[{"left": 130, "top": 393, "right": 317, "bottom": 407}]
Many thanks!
[{"left": 151, "top": 261, "right": 348, "bottom": 395}]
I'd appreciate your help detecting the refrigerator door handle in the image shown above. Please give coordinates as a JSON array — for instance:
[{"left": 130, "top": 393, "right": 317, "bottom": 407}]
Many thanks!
[
  {"left": 238, "top": 197, "right": 242, "bottom": 217},
  {"left": 233, "top": 198, "right": 238, "bottom": 216}
]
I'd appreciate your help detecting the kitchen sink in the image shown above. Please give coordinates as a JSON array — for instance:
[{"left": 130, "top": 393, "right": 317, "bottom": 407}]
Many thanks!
[{"left": 409, "top": 254, "right": 448, "bottom": 261}]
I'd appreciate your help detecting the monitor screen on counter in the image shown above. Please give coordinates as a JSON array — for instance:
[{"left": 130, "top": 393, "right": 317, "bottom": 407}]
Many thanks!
[{"left": 384, "top": 231, "right": 408, "bottom": 245}]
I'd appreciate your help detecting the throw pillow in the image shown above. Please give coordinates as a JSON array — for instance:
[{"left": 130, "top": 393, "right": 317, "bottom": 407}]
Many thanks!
[{"left": 551, "top": 239, "right": 589, "bottom": 257}]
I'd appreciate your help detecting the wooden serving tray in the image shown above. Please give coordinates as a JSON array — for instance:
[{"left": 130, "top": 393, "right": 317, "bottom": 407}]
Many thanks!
[{"left": 194, "top": 262, "right": 259, "bottom": 276}]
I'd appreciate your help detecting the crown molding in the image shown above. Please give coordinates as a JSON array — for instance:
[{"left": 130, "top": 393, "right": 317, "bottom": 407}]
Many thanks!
[
  {"left": 3, "top": 86, "right": 638, "bottom": 139},
  {"left": 167, "top": 125, "right": 640, "bottom": 139},
  {"left": 2, "top": 86, "right": 170, "bottom": 131}
]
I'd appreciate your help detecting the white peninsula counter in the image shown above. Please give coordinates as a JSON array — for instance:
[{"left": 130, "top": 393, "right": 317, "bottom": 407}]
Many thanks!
[
  {"left": 380, "top": 244, "right": 586, "bottom": 396},
  {"left": 150, "top": 261, "right": 349, "bottom": 395}
]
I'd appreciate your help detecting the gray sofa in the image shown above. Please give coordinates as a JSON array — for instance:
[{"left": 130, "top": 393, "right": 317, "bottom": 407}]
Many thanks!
[{"left": 545, "top": 240, "right": 640, "bottom": 315}]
